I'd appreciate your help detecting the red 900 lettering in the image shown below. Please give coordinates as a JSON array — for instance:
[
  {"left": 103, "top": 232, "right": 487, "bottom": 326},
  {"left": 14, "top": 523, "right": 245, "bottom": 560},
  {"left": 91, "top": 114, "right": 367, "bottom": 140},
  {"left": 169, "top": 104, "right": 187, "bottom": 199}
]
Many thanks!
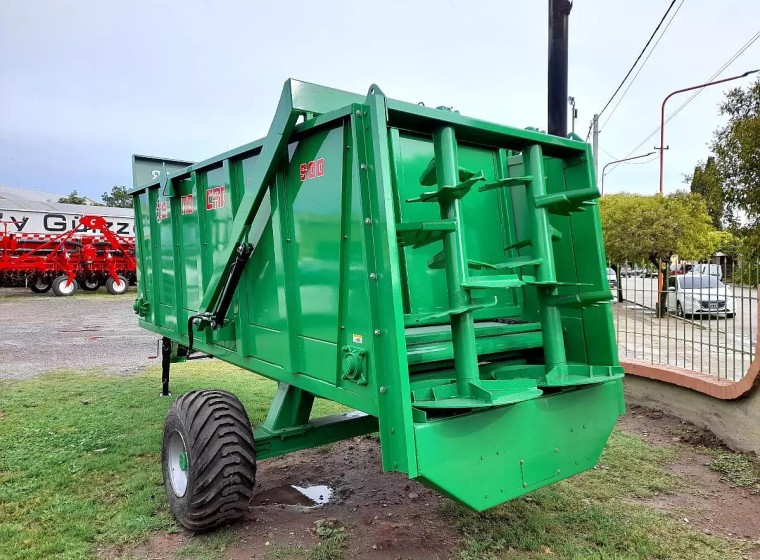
[{"left": 299, "top": 158, "right": 325, "bottom": 182}]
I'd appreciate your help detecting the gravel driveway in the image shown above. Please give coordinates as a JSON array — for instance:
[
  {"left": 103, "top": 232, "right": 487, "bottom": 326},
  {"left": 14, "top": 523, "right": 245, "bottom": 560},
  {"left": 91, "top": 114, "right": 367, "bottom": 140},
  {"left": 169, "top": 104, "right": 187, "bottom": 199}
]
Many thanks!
[{"left": 0, "top": 287, "right": 158, "bottom": 379}]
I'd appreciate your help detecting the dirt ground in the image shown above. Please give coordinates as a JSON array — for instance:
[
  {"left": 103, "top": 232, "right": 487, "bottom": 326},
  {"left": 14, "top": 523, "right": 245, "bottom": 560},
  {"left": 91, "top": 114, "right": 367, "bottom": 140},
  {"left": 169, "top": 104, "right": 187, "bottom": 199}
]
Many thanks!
[
  {"left": 104, "top": 405, "right": 760, "bottom": 560},
  {"left": 620, "top": 405, "right": 760, "bottom": 544},
  {"left": 105, "top": 436, "right": 460, "bottom": 560}
]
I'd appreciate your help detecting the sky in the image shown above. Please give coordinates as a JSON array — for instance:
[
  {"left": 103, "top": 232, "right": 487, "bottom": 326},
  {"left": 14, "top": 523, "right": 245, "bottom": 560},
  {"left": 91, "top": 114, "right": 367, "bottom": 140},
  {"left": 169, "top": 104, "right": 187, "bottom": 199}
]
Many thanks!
[{"left": 1, "top": 0, "right": 758, "bottom": 200}]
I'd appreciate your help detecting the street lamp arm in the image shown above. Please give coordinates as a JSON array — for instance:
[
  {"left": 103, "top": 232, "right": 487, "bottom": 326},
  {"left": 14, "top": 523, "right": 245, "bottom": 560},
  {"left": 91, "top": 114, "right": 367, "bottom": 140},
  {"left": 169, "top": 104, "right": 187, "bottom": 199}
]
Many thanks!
[
  {"left": 600, "top": 151, "right": 656, "bottom": 195},
  {"left": 658, "top": 69, "right": 759, "bottom": 195},
  {"left": 661, "top": 70, "right": 760, "bottom": 112}
]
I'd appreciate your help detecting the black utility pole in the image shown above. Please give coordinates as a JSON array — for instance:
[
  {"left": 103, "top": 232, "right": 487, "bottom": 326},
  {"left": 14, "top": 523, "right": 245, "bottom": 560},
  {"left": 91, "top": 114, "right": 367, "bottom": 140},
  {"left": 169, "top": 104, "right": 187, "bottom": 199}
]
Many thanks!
[{"left": 548, "top": 0, "right": 572, "bottom": 136}]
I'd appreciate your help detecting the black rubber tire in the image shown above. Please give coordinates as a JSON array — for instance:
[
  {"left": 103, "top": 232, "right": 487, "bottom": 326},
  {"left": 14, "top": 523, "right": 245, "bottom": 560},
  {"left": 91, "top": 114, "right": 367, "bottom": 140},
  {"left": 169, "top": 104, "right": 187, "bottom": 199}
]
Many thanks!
[
  {"left": 676, "top": 302, "right": 684, "bottom": 318},
  {"left": 162, "top": 390, "right": 257, "bottom": 531},
  {"left": 51, "top": 275, "right": 79, "bottom": 297},
  {"left": 29, "top": 277, "right": 52, "bottom": 293},
  {"left": 81, "top": 277, "right": 101, "bottom": 291},
  {"left": 105, "top": 275, "right": 128, "bottom": 295}
]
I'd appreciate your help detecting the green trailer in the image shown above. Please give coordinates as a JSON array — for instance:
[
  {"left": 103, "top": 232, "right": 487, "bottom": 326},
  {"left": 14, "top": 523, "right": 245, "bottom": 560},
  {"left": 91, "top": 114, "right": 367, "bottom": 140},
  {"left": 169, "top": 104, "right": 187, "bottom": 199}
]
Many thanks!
[{"left": 130, "top": 80, "right": 624, "bottom": 530}]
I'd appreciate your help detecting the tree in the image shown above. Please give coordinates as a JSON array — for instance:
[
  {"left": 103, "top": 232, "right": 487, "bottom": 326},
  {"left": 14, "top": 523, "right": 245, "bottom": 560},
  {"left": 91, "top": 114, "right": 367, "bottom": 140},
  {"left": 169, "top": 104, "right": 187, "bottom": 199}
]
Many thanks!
[
  {"left": 711, "top": 77, "right": 760, "bottom": 229},
  {"left": 599, "top": 191, "right": 720, "bottom": 316},
  {"left": 688, "top": 156, "right": 724, "bottom": 229},
  {"left": 101, "top": 185, "right": 133, "bottom": 208},
  {"left": 599, "top": 192, "right": 719, "bottom": 266},
  {"left": 58, "top": 190, "right": 89, "bottom": 205}
]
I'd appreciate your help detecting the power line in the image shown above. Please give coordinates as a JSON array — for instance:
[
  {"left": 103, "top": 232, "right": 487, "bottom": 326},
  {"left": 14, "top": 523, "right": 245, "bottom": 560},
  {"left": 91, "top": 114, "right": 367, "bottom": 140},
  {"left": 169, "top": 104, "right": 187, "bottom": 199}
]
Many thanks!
[
  {"left": 600, "top": 0, "right": 684, "bottom": 131},
  {"left": 607, "top": 28, "right": 760, "bottom": 175},
  {"left": 585, "top": 0, "right": 679, "bottom": 140}
]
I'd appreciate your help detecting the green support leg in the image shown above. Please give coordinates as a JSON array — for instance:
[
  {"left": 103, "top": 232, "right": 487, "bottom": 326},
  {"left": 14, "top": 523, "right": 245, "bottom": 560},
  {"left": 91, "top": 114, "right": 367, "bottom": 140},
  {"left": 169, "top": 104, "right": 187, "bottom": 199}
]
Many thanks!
[
  {"left": 258, "top": 382, "right": 315, "bottom": 435},
  {"left": 523, "top": 144, "right": 568, "bottom": 375},
  {"left": 433, "top": 126, "right": 480, "bottom": 398},
  {"left": 254, "top": 382, "right": 378, "bottom": 460}
]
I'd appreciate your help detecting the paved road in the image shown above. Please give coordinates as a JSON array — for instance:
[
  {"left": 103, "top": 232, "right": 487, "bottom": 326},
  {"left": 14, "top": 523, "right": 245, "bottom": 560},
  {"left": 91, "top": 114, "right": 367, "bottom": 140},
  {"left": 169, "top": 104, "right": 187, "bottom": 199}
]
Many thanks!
[
  {"left": 0, "top": 287, "right": 157, "bottom": 379},
  {"left": 616, "top": 276, "right": 758, "bottom": 341},
  {"left": 1, "top": 278, "right": 755, "bottom": 382},
  {"left": 613, "top": 276, "right": 758, "bottom": 381}
]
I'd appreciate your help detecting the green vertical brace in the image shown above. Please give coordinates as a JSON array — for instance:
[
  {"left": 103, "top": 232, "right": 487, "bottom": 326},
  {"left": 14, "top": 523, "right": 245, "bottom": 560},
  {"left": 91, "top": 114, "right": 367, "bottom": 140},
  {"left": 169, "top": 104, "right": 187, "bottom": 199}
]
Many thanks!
[
  {"left": 168, "top": 184, "right": 187, "bottom": 335},
  {"left": 132, "top": 194, "right": 151, "bottom": 320},
  {"left": 434, "top": 126, "right": 480, "bottom": 397},
  {"left": 257, "top": 382, "right": 315, "bottom": 435},
  {"left": 148, "top": 187, "right": 164, "bottom": 327},
  {"left": 361, "top": 93, "right": 418, "bottom": 477},
  {"left": 523, "top": 144, "right": 567, "bottom": 373}
]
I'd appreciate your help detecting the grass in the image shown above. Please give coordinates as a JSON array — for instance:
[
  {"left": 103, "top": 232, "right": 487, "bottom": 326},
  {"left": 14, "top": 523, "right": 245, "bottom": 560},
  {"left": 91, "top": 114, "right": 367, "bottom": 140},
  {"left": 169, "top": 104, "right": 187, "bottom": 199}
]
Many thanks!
[
  {"left": 0, "top": 361, "right": 343, "bottom": 560},
  {"left": 0, "top": 364, "right": 756, "bottom": 560},
  {"left": 710, "top": 452, "right": 760, "bottom": 490},
  {"left": 309, "top": 519, "right": 346, "bottom": 560},
  {"left": 443, "top": 431, "right": 750, "bottom": 560},
  {"left": 173, "top": 530, "right": 237, "bottom": 560}
]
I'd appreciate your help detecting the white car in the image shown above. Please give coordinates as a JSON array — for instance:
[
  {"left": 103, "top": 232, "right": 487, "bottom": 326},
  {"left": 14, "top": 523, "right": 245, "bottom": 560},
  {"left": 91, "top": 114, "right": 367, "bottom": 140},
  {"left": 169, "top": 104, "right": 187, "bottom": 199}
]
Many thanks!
[
  {"left": 607, "top": 267, "right": 617, "bottom": 290},
  {"left": 692, "top": 263, "right": 723, "bottom": 281},
  {"left": 666, "top": 273, "right": 734, "bottom": 318}
]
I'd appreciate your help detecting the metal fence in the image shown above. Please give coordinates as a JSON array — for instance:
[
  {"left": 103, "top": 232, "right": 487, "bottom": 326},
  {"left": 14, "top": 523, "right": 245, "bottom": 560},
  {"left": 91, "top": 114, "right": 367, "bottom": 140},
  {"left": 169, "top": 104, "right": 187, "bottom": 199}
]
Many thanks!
[{"left": 611, "top": 262, "right": 759, "bottom": 381}]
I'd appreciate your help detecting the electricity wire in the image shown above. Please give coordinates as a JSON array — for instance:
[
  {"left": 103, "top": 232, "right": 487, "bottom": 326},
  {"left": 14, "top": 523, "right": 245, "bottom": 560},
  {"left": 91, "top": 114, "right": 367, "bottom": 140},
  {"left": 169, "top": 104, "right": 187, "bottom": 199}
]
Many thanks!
[
  {"left": 585, "top": 0, "right": 679, "bottom": 140},
  {"left": 606, "top": 28, "right": 760, "bottom": 175},
  {"left": 600, "top": 0, "right": 685, "bottom": 131}
]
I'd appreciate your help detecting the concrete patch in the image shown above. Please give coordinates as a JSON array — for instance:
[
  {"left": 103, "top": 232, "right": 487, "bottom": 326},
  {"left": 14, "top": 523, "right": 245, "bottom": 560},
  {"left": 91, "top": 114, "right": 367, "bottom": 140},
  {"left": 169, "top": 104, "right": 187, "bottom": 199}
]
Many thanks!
[{"left": 624, "top": 376, "right": 760, "bottom": 454}]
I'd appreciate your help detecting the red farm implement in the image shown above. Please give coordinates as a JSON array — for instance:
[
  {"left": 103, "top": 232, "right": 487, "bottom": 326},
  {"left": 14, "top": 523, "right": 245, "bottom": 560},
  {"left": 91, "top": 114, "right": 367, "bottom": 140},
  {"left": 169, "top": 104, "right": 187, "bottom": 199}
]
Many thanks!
[{"left": 0, "top": 215, "right": 136, "bottom": 296}]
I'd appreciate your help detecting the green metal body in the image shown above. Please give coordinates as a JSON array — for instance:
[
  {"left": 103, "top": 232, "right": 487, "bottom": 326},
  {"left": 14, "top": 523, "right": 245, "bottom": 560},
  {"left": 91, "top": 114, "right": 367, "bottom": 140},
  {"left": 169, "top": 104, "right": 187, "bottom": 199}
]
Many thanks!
[{"left": 130, "top": 80, "right": 624, "bottom": 512}]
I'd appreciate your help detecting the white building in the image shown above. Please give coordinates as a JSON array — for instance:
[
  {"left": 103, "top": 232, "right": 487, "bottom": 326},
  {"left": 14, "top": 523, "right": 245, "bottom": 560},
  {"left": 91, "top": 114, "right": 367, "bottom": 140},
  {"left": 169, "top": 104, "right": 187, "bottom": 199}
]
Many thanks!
[{"left": 0, "top": 185, "right": 134, "bottom": 236}]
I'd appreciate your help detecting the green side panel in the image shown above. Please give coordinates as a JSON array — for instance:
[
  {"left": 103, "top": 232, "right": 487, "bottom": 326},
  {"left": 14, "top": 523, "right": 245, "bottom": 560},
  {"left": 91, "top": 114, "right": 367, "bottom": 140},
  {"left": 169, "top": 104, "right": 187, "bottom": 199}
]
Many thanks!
[
  {"left": 177, "top": 176, "right": 203, "bottom": 312},
  {"left": 413, "top": 380, "right": 624, "bottom": 511},
  {"left": 204, "top": 166, "right": 235, "bottom": 272},
  {"left": 286, "top": 125, "right": 346, "bottom": 379},
  {"left": 152, "top": 187, "right": 176, "bottom": 330},
  {"left": 243, "top": 190, "right": 286, "bottom": 366},
  {"left": 237, "top": 152, "right": 290, "bottom": 366}
]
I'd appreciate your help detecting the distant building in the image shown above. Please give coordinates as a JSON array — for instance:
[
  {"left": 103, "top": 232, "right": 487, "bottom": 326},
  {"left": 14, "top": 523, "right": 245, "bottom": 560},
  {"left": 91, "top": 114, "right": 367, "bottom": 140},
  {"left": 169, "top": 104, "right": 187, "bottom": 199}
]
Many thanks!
[{"left": 0, "top": 185, "right": 134, "bottom": 236}]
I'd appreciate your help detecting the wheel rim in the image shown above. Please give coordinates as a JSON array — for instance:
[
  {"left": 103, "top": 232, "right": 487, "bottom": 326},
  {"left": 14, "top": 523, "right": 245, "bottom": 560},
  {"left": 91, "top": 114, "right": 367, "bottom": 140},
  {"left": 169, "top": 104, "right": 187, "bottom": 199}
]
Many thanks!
[
  {"left": 58, "top": 279, "right": 75, "bottom": 295},
  {"left": 34, "top": 279, "right": 49, "bottom": 290},
  {"left": 85, "top": 279, "right": 99, "bottom": 289},
  {"left": 168, "top": 431, "right": 189, "bottom": 497},
  {"left": 112, "top": 279, "right": 126, "bottom": 293},
  {"left": 677, "top": 304, "right": 683, "bottom": 317}
]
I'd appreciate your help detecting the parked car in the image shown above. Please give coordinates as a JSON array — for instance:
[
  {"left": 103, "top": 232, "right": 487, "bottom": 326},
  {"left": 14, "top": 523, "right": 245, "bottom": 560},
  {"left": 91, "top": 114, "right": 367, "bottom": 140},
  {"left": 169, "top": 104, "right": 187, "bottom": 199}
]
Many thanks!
[
  {"left": 632, "top": 266, "right": 655, "bottom": 278},
  {"left": 692, "top": 263, "right": 723, "bottom": 281},
  {"left": 607, "top": 267, "right": 618, "bottom": 290},
  {"left": 666, "top": 273, "right": 734, "bottom": 318},
  {"left": 669, "top": 263, "right": 693, "bottom": 275}
]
